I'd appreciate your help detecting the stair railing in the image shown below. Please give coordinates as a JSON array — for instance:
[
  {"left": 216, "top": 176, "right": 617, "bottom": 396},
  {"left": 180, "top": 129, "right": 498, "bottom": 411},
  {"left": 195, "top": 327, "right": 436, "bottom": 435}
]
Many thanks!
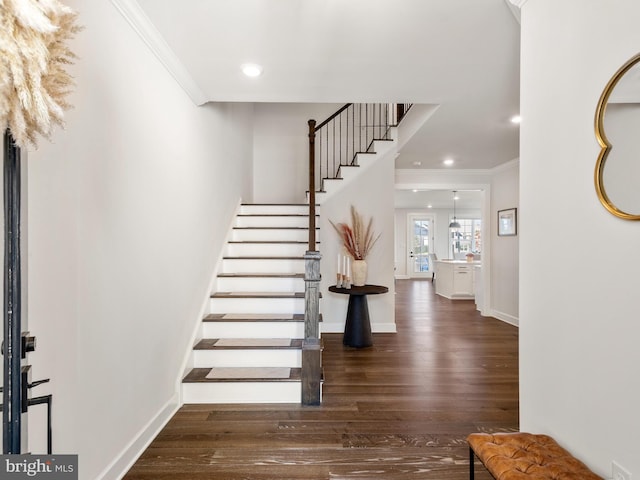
[
  {"left": 309, "top": 103, "right": 411, "bottom": 194},
  {"left": 301, "top": 103, "right": 411, "bottom": 405}
]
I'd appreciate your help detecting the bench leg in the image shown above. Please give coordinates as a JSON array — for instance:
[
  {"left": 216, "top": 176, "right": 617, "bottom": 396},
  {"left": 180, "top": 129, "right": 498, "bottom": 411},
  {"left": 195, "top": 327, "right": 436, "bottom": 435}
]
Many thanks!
[{"left": 469, "top": 445, "right": 474, "bottom": 480}]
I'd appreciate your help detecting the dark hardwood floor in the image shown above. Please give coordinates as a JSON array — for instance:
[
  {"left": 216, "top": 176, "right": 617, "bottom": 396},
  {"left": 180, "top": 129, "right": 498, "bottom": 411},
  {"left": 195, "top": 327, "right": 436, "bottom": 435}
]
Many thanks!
[{"left": 124, "top": 279, "right": 518, "bottom": 479}]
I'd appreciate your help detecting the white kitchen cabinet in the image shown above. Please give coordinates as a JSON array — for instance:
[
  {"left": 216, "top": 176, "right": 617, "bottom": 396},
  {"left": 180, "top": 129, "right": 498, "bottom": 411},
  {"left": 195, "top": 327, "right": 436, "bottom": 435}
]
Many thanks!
[{"left": 434, "top": 260, "right": 480, "bottom": 299}]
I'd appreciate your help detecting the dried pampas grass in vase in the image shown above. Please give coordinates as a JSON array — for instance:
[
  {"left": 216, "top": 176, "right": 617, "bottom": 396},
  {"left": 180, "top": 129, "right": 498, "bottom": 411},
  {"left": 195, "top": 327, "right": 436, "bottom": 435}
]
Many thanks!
[
  {"left": 330, "top": 206, "right": 381, "bottom": 286},
  {"left": 0, "top": 0, "right": 81, "bottom": 149}
]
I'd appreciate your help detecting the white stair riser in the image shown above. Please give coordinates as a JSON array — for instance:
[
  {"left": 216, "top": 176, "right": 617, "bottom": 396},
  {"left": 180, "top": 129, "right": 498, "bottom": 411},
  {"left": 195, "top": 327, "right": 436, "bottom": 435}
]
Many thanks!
[
  {"left": 338, "top": 165, "right": 360, "bottom": 181},
  {"left": 210, "top": 297, "right": 304, "bottom": 314},
  {"left": 202, "top": 321, "right": 305, "bottom": 338},
  {"left": 217, "top": 277, "right": 304, "bottom": 292},
  {"left": 226, "top": 243, "right": 308, "bottom": 257},
  {"left": 240, "top": 205, "right": 311, "bottom": 215},
  {"left": 193, "top": 349, "right": 301, "bottom": 368},
  {"left": 231, "top": 228, "right": 317, "bottom": 242},
  {"left": 236, "top": 216, "right": 311, "bottom": 228},
  {"left": 182, "top": 382, "right": 301, "bottom": 404},
  {"left": 221, "top": 258, "right": 304, "bottom": 274}
]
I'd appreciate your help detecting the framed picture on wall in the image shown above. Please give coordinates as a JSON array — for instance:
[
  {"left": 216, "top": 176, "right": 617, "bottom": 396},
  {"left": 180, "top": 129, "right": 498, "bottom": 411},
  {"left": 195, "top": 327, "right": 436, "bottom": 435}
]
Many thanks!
[{"left": 498, "top": 208, "right": 517, "bottom": 236}]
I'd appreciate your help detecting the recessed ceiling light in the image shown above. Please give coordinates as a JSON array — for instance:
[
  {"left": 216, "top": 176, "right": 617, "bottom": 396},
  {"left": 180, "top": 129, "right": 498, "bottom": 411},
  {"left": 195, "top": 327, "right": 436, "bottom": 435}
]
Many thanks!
[
  {"left": 427, "top": 204, "right": 433, "bottom": 209},
  {"left": 241, "top": 63, "right": 263, "bottom": 77},
  {"left": 443, "top": 158, "right": 454, "bottom": 166},
  {"left": 511, "top": 115, "right": 521, "bottom": 124},
  {"left": 412, "top": 189, "right": 418, "bottom": 193},
  {"left": 412, "top": 161, "right": 422, "bottom": 166}
]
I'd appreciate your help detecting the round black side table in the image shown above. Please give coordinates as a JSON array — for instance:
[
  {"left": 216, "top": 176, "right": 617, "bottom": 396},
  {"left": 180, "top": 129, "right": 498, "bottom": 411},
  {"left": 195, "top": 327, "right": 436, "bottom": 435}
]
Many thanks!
[{"left": 328, "top": 284, "right": 389, "bottom": 348}]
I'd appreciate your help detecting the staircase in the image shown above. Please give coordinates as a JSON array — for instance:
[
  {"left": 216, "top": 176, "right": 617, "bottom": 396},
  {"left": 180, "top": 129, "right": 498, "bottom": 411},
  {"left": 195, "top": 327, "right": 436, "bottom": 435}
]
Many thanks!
[
  {"left": 181, "top": 103, "right": 414, "bottom": 404},
  {"left": 182, "top": 204, "right": 320, "bottom": 403}
]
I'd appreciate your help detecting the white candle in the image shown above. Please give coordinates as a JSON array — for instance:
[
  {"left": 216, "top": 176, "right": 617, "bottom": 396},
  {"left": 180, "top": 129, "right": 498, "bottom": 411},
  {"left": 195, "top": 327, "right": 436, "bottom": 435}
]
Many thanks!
[
  {"left": 337, "top": 253, "right": 342, "bottom": 275},
  {"left": 346, "top": 256, "right": 351, "bottom": 277}
]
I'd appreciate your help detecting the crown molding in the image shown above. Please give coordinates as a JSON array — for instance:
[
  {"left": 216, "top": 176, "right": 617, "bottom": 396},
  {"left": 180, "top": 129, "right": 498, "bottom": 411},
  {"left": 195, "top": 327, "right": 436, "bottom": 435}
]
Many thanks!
[
  {"left": 505, "top": 0, "right": 529, "bottom": 24},
  {"left": 491, "top": 157, "right": 519, "bottom": 174},
  {"left": 110, "top": 0, "right": 208, "bottom": 106}
]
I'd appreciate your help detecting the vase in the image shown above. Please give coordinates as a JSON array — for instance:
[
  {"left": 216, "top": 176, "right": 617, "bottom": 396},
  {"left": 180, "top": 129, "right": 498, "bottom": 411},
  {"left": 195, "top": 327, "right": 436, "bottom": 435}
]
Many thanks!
[{"left": 351, "top": 259, "right": 367, "bottom": 286}]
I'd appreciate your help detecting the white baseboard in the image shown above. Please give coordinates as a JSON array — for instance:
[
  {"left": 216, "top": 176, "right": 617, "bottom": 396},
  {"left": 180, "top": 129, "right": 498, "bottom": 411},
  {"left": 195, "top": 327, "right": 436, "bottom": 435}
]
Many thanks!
[
  {"left": 372, "top": 322, "right": 398, "bottom": 333},
  {"left": 490, "top": 309, "right": 519, "bottom": 327},
  {"left": 321, "top": 322, "right": 397, "bottom": 334},
  {"left": 97, "top": 392, "right": 180, "bottom": 480},
  {"left": 321, "top": 322, "right": 344, "bottom": 333}
]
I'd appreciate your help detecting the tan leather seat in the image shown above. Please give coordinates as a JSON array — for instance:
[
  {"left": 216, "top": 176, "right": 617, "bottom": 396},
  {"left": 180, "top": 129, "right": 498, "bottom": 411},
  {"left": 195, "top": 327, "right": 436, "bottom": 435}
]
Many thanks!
[{"left": 467, "top": 432, "right": 602, "bottom": 480}]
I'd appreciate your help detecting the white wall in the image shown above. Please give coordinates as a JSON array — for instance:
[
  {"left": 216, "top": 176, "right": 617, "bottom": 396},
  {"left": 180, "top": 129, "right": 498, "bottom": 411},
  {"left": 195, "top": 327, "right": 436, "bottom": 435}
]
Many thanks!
[
  {"left": 252, "top": 103, "right": 341, "bottom": 203},
  {"left": 25, "top": 1, "right": 252, "bottom": 478},
  {"left": 490, "top": 160, "right": 519, "bottom": 324},
  {"left": 519, "top": 1, "right": 640, "bottom": 477},
  {"left": 320, "top": 151, "right": 396, "bottom": 333}
]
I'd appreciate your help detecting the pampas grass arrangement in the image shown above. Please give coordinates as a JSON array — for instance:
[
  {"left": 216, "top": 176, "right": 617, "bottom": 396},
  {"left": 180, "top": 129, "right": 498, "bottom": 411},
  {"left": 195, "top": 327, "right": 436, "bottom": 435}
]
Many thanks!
[
  {"left": 330, "top": 206, "right": 380, "bottom": 260},
  {"left": 0, "top": 0, "right": 81, "bottom": 149}
]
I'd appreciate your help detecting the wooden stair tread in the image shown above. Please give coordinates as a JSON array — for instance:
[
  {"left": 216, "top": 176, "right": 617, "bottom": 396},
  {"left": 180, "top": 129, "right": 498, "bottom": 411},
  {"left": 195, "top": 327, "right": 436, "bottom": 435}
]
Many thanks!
[
  {"left": 228, "top": 240, "right": 312, "bottom": 244},
  {"left": 203, "top": 313, "right": 322, "bottom": 322},
  {"left": 183, "top": 367, "right": 302, "bottom": 383},
  {"left": 217, "top": 273, "right": 304, "bottom": 278},
  {"left": 195, "top": 338, "right": 303, "bottom": 349},
  {"left": 211, "top": 292, "right": 305, "bottom": 299},
  {"left": 232, "top": 227, "right": 319, "bottom": 230},
  {"left": 241, "top": 203, "right": 317, "bottom": 206},
  {"left": 222, "top": 256, "right": 304, "bottom": 260},
  {"left": 237, "top": 214, "right": 319, "bottom": 217}
]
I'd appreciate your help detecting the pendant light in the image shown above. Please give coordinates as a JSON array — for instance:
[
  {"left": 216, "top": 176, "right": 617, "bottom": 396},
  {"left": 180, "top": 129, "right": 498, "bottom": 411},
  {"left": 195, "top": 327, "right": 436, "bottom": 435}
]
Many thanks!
[{"left": 449, "top": 190, "right": 461, "bottom": 229}]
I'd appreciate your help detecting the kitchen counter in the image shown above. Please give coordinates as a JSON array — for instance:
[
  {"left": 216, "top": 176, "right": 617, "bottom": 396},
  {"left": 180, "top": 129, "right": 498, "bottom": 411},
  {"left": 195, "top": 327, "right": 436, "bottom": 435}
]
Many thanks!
[{"left": 434, "top": 260, "right": 481, "bottom": 299}]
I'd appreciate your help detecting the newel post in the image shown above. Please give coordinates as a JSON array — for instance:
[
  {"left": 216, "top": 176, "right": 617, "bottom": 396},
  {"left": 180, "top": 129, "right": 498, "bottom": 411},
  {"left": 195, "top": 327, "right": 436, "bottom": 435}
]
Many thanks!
[
  {"left": 302, "top": 118, "right": 321, "bottom": 406},
  {"left": 302, "top": 251, "right": 322, "bottom": 405}
]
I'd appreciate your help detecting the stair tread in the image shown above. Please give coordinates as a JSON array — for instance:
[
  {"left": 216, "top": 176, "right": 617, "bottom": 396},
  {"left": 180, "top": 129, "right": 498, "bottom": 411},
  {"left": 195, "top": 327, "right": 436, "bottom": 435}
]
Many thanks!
[
  {"left": 212, "top": 292, "right": 305, "bottom": 298},
  {"left": 195, "top": 338, "right": 303, "bottom": 349},
  {"left": 241, "top": 203, "right": 317, "bottom": 206},
  {"left": 228, "top": 240, "right": 317, "bottom": 244},
  {"left": 218, "top": 273, "right": 304, "bottom": 278},
  {"left": 237, "top": 214, "right": 319, "bottom": 217},
  {"left": 183, "top": 367, "right": 301, "bottom": 383},
  {"left": 222, "top": 255, "right": 305, "bottom": 260},
  {"left": 232, "top": 227, "right": 319, "bottom": 230},
  {"left": 203, "top": 313, "right": 322, "bottom": 322}
]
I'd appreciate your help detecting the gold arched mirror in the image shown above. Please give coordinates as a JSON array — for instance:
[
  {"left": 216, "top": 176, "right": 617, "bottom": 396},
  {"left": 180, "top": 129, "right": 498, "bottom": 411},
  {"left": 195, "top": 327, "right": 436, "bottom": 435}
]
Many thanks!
[{"left": 595, "top": 53, "right": 640, "bottom": 220}]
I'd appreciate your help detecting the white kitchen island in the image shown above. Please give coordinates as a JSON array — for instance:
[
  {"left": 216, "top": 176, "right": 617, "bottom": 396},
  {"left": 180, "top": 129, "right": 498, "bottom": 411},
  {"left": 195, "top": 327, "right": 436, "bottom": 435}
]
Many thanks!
[{"left": 434, "top": 260, "right": 481, "bottom": 300}]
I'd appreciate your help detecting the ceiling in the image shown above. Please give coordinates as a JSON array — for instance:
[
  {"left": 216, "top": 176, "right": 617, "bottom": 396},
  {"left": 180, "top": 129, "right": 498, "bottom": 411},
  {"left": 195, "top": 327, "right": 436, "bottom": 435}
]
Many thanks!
[
  {"left": 133, "top": 0, "right": 521, "bottom": 208},
  {"left": 395, "top": 189, "right": 484, "bottom": 210}
]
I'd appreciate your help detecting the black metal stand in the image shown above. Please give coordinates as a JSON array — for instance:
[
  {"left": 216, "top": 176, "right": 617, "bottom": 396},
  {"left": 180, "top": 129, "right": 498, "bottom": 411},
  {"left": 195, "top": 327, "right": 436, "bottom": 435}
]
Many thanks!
[{"left": 3, "top": 128, "right": 22, "bottom": 453}]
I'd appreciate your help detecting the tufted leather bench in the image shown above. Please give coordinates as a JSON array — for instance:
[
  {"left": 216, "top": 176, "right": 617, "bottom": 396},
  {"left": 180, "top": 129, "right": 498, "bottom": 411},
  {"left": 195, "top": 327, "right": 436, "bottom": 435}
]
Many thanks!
[{"left": 467, "top": 432, "right": 603, "bottom": 480}]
